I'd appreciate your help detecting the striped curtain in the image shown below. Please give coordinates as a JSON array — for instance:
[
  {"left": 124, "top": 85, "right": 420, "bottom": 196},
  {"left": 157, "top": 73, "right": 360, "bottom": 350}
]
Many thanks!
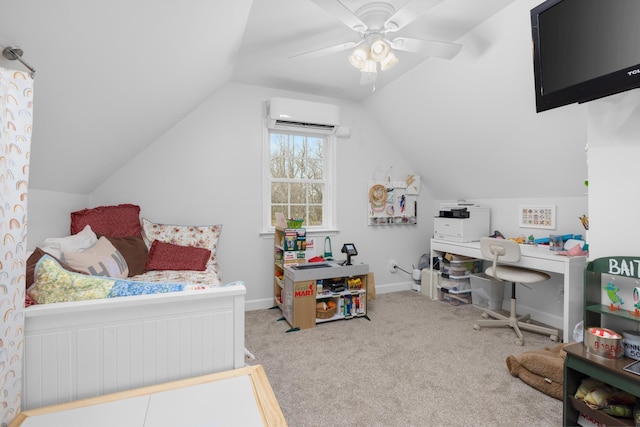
[{"left": 0, "top": 66, "right": 34, "bottom": 424}]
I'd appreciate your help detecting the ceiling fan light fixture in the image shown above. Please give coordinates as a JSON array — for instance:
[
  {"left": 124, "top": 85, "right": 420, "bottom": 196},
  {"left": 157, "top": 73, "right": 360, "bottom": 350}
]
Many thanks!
[
  {"left": 369, "top": 39, "right": 390, "bottom": 62},
  {"left": 380, "top": 50, "right": 398, "bottom": 71},
  {"left": 348, "top": 45, "right": 368, "bottom": 69},
  {"left": 361, "top": 58, "right": 377, "bottom": 74}
]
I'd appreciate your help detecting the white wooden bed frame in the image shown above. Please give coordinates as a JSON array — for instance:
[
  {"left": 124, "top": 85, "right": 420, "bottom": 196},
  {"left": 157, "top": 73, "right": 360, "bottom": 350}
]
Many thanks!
[{"left": 22, "top": 285, "right": 245, "bottom": 410}]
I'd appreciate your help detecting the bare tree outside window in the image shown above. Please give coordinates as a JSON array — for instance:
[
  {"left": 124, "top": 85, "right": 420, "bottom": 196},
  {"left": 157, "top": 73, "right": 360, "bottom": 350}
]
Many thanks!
[{"left": 269, "top": 132, "right": 325, "bottom": 227}]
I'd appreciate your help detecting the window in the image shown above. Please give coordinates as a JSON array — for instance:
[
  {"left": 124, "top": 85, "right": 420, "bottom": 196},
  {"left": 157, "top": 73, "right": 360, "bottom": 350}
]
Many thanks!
[{"left": 263, "top": 128, "right": 335, "bottom": 232}]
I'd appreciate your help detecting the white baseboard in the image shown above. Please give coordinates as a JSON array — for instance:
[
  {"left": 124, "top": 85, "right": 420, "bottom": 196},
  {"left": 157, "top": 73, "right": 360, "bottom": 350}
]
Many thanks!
[
  {"left": 507, "top": 302, "right": 563, "bottom": 332},
  {"left": 246, "top": 298, "right": 276, "bottom": 311},
  {"left": 374, "top": 280, "right": 414, "bottom": 294}
]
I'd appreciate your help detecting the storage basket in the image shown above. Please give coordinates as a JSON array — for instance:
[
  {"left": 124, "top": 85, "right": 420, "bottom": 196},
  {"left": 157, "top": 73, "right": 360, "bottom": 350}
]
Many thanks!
[
  {"left": 316, "top": 306, "right": 336, "bottom": 319},
  {"left": 287, "top": 218, "right": 304, "bottom": 228}
]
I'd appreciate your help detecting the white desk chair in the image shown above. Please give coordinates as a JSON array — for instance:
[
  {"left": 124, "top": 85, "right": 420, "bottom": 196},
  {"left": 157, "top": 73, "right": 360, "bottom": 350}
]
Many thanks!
[{"left": 473, "top": 237, "right": 559, "bottom": 346}]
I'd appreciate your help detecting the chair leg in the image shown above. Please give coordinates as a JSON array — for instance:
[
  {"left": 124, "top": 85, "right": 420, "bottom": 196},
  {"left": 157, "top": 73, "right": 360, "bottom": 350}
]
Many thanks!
[{"left": 473, "top": 283, "right": 559, "bottom": 345}]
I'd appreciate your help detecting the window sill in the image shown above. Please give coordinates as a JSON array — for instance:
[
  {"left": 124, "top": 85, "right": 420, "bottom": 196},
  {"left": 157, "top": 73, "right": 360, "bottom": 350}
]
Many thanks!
[{"left": 260, "top": 228, "right": 339, "bottom": 238}]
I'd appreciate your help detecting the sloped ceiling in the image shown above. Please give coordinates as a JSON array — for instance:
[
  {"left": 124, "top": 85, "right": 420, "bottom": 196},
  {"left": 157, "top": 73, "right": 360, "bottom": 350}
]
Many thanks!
[
  {"left": 1, "top": 0, "right": 519, "bottom": 195},
  {"left": 1, "top": 0, "right": 253, "bottom": 194}
]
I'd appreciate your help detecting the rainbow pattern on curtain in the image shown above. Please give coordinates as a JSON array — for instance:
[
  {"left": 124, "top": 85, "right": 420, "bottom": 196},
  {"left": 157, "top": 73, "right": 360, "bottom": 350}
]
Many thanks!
[{"left": 0, "top": 66, "right": 34, "bottom": 425}]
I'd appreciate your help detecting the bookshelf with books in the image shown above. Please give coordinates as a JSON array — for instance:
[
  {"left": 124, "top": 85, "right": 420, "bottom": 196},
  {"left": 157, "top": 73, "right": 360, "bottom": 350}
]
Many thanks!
[{"left": 273, "top": 227, "right": 306, "bottom": 320}]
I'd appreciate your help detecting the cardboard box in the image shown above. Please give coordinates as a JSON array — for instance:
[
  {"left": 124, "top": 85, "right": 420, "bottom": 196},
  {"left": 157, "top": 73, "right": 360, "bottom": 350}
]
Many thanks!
[{"left": 367, "top": 272, "right": 376, "bottom": 300}]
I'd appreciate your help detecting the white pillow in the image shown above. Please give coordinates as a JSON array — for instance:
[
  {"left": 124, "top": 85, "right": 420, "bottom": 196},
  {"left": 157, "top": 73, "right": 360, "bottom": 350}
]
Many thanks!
[
  {"left": 62, "top": 236, "right": 129, "bottom": 278},
  {"left": 40, "top": 225, "right": 98, "bottom": 258}
]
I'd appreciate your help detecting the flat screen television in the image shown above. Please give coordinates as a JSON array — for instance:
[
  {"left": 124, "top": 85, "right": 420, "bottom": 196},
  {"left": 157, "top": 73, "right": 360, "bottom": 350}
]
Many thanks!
[{"left": 531, "top": 0, "right": 640, "bottom": 113}]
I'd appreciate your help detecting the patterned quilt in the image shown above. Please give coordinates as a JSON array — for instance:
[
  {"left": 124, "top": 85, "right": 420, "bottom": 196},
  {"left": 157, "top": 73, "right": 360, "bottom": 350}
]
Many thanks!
[{"left": 27, "top": 255, "right": 234, "bottom": 304}]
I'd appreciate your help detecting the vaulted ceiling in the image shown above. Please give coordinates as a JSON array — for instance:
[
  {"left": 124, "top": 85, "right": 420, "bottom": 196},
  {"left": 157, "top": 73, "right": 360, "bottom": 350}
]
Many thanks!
[{"left": 1, "top": 0, "right": 516, "bottom": 194}]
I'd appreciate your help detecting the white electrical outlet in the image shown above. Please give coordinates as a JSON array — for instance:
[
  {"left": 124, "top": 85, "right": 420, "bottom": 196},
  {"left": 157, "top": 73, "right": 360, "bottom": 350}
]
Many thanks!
[{"left": 389, "top": 260, "right": 398, "bottom": 273}]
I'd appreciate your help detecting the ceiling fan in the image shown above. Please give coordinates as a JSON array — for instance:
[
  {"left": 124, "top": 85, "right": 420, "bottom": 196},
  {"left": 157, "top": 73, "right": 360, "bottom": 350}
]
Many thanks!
[{"left": 294, "top": 0, "right": 463, "bottom": 85}]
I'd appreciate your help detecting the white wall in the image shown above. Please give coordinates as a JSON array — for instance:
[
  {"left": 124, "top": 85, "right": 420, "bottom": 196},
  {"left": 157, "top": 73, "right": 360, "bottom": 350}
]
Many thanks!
[
  {"left": 86, "top": 83, "right": 434, "bottom": 307},
  {"left": 27, "top": 189, "right": 89, "bottom": 249},
  {"left": 586, "top": 89, "right": 640, "bottom": 258}
]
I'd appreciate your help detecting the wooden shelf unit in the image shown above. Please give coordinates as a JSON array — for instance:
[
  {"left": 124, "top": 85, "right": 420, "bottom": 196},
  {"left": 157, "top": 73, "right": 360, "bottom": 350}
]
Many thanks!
[
  {"left": 273, "top": 227, "right": 306, "bottom": 314},
  {"left": 563, "top": 256, "right": 640, "bottom": 426},
  {"left": 277, "top": 261, "right": 369, "bottom": 331}
]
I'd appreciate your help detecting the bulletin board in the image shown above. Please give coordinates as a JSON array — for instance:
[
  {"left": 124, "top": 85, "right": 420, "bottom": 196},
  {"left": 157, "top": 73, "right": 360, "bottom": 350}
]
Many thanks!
[{"left": 368, "top": 178, "right": 418, "bottom": 226}]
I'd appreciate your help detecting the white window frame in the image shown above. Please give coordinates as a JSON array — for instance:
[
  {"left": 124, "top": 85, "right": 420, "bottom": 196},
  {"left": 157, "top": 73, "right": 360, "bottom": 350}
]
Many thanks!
[{"left": 261, "top": 120, "right": 337, "bottom": 234}]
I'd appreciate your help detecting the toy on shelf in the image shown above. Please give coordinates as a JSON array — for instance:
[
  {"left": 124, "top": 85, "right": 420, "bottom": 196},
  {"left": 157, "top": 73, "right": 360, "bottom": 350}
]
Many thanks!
[
  {"left": 628, "top": 285, "right": 640, "bottom": 317},
  {"left": 605, "top": 279, "right": 624, "bottom": 311},
  {"left": 286, "top": 218, "right": 304, "bottom": 228}
]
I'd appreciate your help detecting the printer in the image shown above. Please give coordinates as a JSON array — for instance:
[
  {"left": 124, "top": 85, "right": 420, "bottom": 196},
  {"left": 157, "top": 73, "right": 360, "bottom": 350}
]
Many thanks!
[{"left": 434, "top": 203, "right": 490, "bottom": 242}]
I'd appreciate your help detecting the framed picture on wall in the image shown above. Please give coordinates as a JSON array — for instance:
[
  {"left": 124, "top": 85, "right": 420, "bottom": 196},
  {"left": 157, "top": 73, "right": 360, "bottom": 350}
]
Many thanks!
[{"left": 518, "top": 205, "right": 556, "bottom": 229}]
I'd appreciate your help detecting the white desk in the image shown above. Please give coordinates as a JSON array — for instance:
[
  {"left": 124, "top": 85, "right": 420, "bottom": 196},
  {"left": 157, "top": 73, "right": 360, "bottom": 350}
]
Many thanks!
[{"left": 430, "top": 239, "right": 587, "bottom": 343}]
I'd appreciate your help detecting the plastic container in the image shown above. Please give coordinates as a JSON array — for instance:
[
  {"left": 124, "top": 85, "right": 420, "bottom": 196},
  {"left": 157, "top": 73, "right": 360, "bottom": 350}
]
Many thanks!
[
  {"left": 623, "top": 330, "right": 640, "bottom": 360},
  {"left": 470, "top": 273, "right": 505, "bottom": 311}
]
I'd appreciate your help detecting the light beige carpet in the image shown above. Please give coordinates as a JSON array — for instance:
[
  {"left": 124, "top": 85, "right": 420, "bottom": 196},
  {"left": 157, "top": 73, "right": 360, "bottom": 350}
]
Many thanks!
[{"left": 245, "top": 290, "right": 564, "bottom": 427}]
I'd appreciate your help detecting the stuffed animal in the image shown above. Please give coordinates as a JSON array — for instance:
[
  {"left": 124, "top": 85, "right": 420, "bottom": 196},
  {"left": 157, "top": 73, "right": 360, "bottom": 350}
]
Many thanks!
[{"left": 505, "top": 342, "right": 571, "bottom": 400}]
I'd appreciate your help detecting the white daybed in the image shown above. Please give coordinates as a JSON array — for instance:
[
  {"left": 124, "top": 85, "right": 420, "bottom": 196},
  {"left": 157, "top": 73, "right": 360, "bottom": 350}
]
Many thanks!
[
  {"left": 22, "top": 205, "right": 246, "bottom": 410},
  {"left": 23, "top": 284, "right": 245, "bottom": 410}
]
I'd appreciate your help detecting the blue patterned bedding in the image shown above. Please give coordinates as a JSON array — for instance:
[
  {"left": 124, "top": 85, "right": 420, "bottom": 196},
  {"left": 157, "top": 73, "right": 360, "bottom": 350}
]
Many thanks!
[{"left": 27, "top": 255, "right": 239, "bottom": 304}]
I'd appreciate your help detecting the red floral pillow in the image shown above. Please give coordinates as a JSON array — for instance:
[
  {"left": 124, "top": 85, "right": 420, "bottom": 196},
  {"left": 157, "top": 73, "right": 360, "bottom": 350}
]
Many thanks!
[
  {"left": 70, "top": 204, "right": 141, "bottom": 237},
  {"left": 144, "top": 240, "right": 211, "bottom": 272}
]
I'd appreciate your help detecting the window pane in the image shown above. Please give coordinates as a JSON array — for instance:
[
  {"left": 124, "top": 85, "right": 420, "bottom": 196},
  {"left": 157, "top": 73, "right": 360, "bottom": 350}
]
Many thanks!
[
  {"left": 307, "top": 138, "right": 323, "bottom": 159},
  {"left": 290, "top": 205, "right": 306, "bottom": 220},
  {"left": 271, "top": 182, "right": 288, "bottom": 204},
  {"left": 271, "top": 205, "right": 287, "bottom": 226},
  {"left": 289, "top": 182, "right": 306, "bottom": 204},
  {"left": 270, "top": 134, "right": 292, "bottom": 178},
  {"left": 304, "top": 159, "right": 323, "bottom": 179},
  {"left": 308, "top": 205, "right": 323, "bottom": 226},
  {"left": 292, "top": 136, "right": 305, "bottom": 157},
  {"left": 308, "top": 183, "right": 323, "bottom": 204},
  {"left": 270, "top": 157, "right": 288, "bottom": 179},
  {"left": 291, "top": 156, "right": 303, "bottom": 179},
  {"left": 270, "top": 135, "right": 286, "bottom": 156}
]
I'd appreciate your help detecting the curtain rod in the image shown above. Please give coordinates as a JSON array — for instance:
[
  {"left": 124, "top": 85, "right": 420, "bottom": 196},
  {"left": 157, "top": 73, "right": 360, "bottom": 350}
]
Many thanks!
[{"left": 2, "top": 45, "right": 36, "bottom": 78}]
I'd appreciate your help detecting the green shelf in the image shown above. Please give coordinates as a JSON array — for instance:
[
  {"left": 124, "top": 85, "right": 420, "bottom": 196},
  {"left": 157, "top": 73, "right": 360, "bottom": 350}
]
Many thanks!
[{"left": 585, "top": 303, "right": 640, "bottom": 322}]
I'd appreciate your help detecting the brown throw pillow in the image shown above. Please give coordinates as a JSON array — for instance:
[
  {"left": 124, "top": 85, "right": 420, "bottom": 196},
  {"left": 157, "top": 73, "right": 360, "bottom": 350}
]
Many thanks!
[{"left": 102, "top": 235, "right": 149, "bottom": 276}]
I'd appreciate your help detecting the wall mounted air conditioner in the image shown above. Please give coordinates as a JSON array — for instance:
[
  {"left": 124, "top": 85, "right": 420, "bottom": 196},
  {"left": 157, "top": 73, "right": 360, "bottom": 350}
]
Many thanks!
[{"left": 267, "top": 97, "right": 340, "bottom": 135}]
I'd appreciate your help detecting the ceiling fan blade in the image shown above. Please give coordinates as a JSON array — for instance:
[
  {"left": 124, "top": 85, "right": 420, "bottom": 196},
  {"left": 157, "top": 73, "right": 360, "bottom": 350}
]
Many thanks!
[
  {"left": 290, "top": 41, "right": 360, "bottom": 59},
  {"left": 309, "top": 0, "right": 367, "bottom": 32},
  {"left": 384, "top": 0, "right": 444, "bottom": 32},
  {"left": 389, "top": 37, "right": 462, "bottom": 60}
]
